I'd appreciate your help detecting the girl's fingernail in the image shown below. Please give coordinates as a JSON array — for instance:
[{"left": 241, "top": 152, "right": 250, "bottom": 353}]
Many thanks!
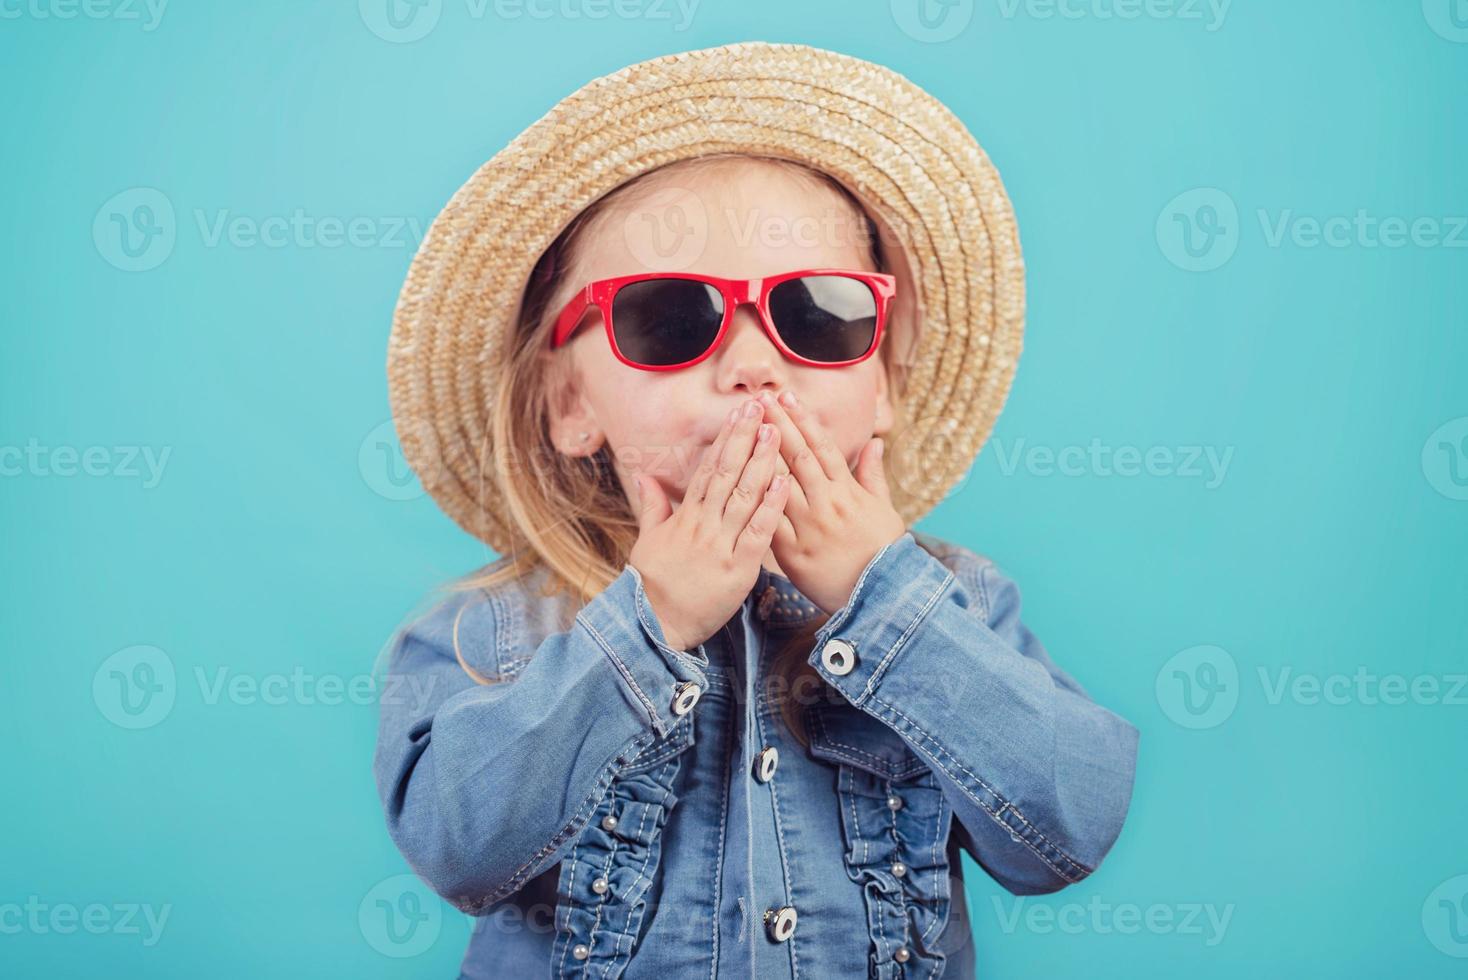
[
  {"left": 779, "top": 390, "right": 798, "bottom": 409},
  {"left": 742, "top": 400, "right": 762, "bottom": 419},
  {"left": 770, "top": 475, "right": 786, "bottom": 492},
  {"left": 757, "top": 423, "right": 772, "bottom": 443},
  {"left": 728, "top": 407, "right": 740, "bottom": 425}
]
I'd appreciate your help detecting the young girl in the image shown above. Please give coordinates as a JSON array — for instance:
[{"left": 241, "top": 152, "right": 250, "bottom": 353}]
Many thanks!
[{"left": 375, "top": 43, "right": 1138, "bottom": 979}]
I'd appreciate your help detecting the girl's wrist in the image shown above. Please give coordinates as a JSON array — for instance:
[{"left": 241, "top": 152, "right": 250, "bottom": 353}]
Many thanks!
[{"left": 641, "top": 580, "right": 696, "bottom": 652}]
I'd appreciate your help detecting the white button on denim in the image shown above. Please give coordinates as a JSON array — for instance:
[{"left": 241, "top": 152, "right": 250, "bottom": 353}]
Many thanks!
[
  {"left": 601, "top": 814, "right": 618, "bottom": 831},
  {"left": 572, "top": 943, "right": 590, "bottom": 960},
  {"left": 754, "top": 746, "right": 779, "bottom": 782},
  {"left": 891, "top": 861, "right": 907, "bottom": 878},
  {"left": 765, "top": 905, "right": 798, "bottom": 942},
  {"left": 821, "top": 637, "right": 857, "bottom": 675},
  {"left": 887, "top": 795, "right": 903, "bottom": 811},
  {"left": 672, "top": 681, "right": 701, "bottom": 715},
  {"left": 591, "top": 877, "right": 609, "bottom": 895},
  {"left": 894, "top": 946, "right": 911, "bottom": 963}
]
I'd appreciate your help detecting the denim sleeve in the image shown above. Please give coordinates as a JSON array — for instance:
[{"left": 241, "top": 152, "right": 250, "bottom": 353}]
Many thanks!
[
  {"left": 373, "top": 564, "right": 708, "bottom": 914},
  {"left": 808, "top": 532, "right": 1139, "bottom": 895}
]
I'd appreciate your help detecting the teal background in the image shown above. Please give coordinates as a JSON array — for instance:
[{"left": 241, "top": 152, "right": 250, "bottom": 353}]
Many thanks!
[{"left": 2, "top": 1, "right": 1465, "bottom": 976}]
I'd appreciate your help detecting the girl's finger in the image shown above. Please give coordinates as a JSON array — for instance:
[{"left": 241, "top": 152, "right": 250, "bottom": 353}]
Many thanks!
[
  {"left": 773, "top": 390, "right": 849, "bottom": 481},
  {"left": 702, "top": 399, "right": 764, "bottom": 518},
  {"left": 721, "top": 423, "right": 779, "bottom": 536},
  {"left": 634, "top": 474, "right": 672, "bottom": 531},
  {"left": 756, "top": 393, "right": 827, "bottom": 505},
  {"left": 734, "top": 472, "right": 789, "bottom": 560},
  {"left": 773, "top": 511, "right": 797, "bottom": 549},
  {"left": 685, "top": 405, "right": 739, "bottom": 503},
  {"left": 774, "top": 455, "right": 809, "bottom": 517}
]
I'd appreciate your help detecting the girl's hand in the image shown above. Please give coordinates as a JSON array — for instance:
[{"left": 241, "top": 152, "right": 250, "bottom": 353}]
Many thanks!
[
  {"left": 756, "top": 389, "right": 907, "bottom": 615},
  {"left": 628, "top": 398, "right": 791, "bottom": 652}
]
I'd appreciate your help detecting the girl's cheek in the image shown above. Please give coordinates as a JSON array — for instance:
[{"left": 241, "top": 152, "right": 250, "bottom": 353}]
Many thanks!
[{"left": 615, "top": 419, "right": 704, "bottom": 486}]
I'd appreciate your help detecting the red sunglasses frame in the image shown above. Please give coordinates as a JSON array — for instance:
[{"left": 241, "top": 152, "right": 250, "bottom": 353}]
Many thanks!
[{"left": 549, "top": 268, "right": 896, "bottom": 372}]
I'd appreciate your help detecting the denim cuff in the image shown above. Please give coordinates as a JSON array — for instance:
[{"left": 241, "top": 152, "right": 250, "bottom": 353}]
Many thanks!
[
  {"left": 810, "top": 531, "right": 956, "bottom": 706},
  {"left": 575, "top": 564, "right": 708, "bottom": 739}
]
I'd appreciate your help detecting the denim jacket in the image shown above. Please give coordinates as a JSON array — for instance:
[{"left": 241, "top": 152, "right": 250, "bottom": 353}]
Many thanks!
[{"left": 374, "top": 530, "right": 1139, "bottom": 978}]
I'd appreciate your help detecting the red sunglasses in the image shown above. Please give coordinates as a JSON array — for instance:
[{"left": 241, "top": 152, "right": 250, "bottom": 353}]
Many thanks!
[{"left": 550, "top": 268, "right": 895, "bottom": 371}]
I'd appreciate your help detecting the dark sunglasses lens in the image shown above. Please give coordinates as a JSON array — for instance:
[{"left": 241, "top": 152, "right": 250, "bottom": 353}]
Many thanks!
[
  {"left": 768, "top": 276, "right": 878, "bottom": 363},
  {"left": 611, "top": 279, "right": 725, "bottom": 366}
]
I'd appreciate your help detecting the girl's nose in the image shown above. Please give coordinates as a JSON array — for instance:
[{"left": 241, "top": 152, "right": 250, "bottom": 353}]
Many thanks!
[{"left": 716, "top": 305, "right": 785, "bottom": 394}]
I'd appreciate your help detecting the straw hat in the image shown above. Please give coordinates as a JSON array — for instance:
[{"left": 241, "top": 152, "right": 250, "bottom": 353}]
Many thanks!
[{"left": 387, "top": 41, "right": 1024, "bottom": 555}]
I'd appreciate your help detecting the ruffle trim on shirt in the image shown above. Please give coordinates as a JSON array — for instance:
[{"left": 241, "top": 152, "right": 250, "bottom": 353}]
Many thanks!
[
  {"left": 809, "top": 707, "right": 955, "bottom": 979},
  {"left": 838, "top": 768, "right": 954, "bottom": 978},
  {"left": 551, "top": 746, "right": 688, "bottom": 977}
]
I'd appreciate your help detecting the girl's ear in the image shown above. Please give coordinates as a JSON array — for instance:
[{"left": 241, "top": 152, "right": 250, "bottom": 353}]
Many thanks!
[
  {"left": 542, "top": 352, "right": 603, "bottom": 457},
  {"left": 872, "top": 356, "right": 895, "bottom": 439}
]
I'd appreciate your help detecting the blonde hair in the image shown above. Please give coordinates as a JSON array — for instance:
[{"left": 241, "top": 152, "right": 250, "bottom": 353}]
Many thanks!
[{"left": 442, "top": 153, "right": 912, "bottom": 745}]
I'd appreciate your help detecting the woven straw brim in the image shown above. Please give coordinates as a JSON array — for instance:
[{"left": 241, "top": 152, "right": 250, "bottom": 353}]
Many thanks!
[{"left": 387, "top": 41, "right": 1024, "bottom": 556}]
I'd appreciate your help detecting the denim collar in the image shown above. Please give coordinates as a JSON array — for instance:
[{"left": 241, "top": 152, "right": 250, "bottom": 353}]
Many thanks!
[{"left": 752, "top": 564, "right": 824, "bottom": 627}]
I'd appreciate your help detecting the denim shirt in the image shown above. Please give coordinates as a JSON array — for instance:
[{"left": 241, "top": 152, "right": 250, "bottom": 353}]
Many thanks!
[{"left": 374, "top": 530, "right": 1139, "bottom": 978}]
